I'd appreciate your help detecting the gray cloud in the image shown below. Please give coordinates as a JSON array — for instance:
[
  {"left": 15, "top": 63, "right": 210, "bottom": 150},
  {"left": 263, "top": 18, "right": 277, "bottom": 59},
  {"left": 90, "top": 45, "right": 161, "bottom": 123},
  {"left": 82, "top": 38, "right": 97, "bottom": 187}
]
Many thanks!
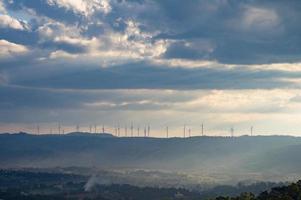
[
  {"left": 152, "top": 0, "right": 301, "bottom": 64},
  {"left": 3, "top": 0, "right": 301, "bottom": 64},
  {"left": 2, "top": 0, "right": 85, "bottom": 24},
  {"left": 8, "top": 61, "right": 300, "bottom": 90},
  {"left": 0, "top": 84, "right": 199, "bottom": 110},
  {"left": 2, "top": 0, "right": 301, "bottom": 130},
  {"left": 0, "top": 28, "right": 39, "bottom": 46},
  {"left": 0, "top": 84, "right": 201, "bottom": 124}
]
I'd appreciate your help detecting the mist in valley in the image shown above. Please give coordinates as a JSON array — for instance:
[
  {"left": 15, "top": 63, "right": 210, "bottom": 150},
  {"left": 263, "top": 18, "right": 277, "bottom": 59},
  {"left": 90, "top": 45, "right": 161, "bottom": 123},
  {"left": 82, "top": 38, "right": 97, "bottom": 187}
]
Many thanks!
[{"left": 1, "top": 132, "right": 301, "bottom": 189}]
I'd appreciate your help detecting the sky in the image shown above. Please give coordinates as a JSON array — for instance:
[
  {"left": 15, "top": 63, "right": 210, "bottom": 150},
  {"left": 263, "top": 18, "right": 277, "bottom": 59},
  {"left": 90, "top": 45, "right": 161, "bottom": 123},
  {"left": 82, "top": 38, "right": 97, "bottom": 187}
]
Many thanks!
[{"left": 1, "top": 0, "right": 301, "bottom": 137}]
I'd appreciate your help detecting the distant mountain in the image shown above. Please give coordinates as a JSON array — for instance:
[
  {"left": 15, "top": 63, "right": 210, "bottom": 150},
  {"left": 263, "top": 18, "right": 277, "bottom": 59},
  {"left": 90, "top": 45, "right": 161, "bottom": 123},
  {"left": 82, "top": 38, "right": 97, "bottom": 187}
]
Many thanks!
[
  {"left": 66, "top": 132, "right": 115, "bottom": 138},
  {"left": 3, "top": 131, "right": 115, "bottom": 137},
  {"left": 1, "top": 134, "right": 301, "bottom": 183}
]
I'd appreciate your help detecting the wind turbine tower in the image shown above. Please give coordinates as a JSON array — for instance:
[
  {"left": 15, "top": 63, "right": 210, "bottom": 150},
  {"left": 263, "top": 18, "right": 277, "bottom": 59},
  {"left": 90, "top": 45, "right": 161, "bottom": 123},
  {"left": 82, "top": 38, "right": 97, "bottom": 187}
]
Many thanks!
[
  {"left": 117, "top": 123, "right": 120, "bottom": 137},
  {"left": 147, "top": 125, "right": 150, "bottom": 137},
  {"left": 166, "top": 126, "right": 169, "bottom": 138},
  {"left": 183, "top": 124, "right": 186, "bottom": 138},
  {"left": 125, "top": 125, "right": 128, "bottom": 137},
  {"left": 230, "top": 127, "right": 234, "bottom": 137},
  {"left": 131, "top": 122, "right": 133, "bottom": 137},
  {"left": 58, "top": 123, "right": 61, "bottom": 134},
  {"left": 137, "top": 125, "right": 140, "bottom": 137},
  {"left": 102, "top": 125, "right": 105, "bottom": 134},
  {"left": 37, "top": 124, "right": 40, "bottom": 135},
  {"left": 201, "top": 123, "right": 204, "bottom": 136},
  {"left": 251, "top": 126, "right": 253, "bottom": 136},
  {"left": 76, "top": 124, "right": 79, "bottom": 132}
]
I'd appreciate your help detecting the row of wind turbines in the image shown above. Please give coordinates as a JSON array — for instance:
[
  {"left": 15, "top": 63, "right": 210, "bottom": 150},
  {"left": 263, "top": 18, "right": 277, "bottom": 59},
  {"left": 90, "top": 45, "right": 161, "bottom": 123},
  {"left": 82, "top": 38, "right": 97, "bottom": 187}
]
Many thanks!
[{"left": 35, "top": 123, "right": 255, "bottom": 138}]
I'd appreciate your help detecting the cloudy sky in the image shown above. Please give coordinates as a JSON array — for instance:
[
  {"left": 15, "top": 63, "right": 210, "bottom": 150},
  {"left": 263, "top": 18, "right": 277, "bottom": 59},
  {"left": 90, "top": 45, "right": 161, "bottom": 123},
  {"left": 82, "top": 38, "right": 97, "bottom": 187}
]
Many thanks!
[{"left": 1, "top": 0, "right": 301, "bottom": 137}]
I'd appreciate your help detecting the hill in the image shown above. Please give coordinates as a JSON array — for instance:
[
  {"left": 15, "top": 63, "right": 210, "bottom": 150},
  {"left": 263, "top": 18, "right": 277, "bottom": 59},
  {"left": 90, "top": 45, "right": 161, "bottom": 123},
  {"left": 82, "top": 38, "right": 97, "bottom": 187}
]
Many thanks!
[
  {"left": 211, "top": 180, "right": 301, "bottom": 200},
  {"left": 1, "top": 133, "right": 301, "bottom": 184}
]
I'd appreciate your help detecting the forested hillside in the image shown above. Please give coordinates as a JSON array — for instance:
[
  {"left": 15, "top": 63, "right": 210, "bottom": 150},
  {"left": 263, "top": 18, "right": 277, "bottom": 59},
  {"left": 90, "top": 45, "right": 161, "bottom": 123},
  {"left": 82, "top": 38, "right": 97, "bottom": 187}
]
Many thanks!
[{"left": 212, "top": 181, "right": 301, "bottom": 200}]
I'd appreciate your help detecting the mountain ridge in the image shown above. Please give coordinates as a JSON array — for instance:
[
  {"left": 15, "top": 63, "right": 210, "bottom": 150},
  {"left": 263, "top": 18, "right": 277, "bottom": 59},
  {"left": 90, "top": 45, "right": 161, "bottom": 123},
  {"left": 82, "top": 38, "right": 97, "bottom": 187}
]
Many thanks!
[{"left": 1, "top": 133, "right": 301, "bottom": 183}]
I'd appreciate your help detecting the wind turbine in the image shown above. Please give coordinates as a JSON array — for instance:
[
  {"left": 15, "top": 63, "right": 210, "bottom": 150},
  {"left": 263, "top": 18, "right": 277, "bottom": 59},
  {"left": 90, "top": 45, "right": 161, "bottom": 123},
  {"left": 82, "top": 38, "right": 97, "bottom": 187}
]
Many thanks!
[
  {"left": 114, "top": 125, "right": 117, "bottom": 136},
  {"left": 76, "top": 124, "right": 80, "bottom": 132},
  {"left": 37, "top": 124, "right": 40, "bottom": 135},
  {"left": 125, "top": 125, "right": 128, "bottom": 137},
  {"left": 117, "top": 123, "right": 120, "bottom": 137},
  {"left": 166, "top": 126, "right": 169, "bottom": 138},
  {"left": 201, "top": 123, "right": 204, "bottom": 136},
  {"left": 131, "top": 122, "right": 133, "bottom": 137},
  {"left": 58, "top": 123, "right": 61, "bottom": 134}
]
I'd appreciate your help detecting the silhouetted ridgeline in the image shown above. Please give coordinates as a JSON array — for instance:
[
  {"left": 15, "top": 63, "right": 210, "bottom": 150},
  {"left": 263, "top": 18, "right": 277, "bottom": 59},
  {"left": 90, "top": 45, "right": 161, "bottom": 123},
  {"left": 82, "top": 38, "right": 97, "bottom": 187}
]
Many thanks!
[
  {"left": 211, "top": 180, "right": 301, "bottom": 200},
  {"left": 1, "top": 132, "right": 301, "bottom": 177}
]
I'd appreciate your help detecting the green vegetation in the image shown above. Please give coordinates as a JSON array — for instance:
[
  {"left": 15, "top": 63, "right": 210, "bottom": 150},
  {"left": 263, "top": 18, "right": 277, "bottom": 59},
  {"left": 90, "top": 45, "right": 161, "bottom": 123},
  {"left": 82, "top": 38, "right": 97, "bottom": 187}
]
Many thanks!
[
  {"left": 0, "top": 169, "right": 299, "bottom": 200},
  {"left": 212, "top": 181, "right": 301, "bottom": 200}
]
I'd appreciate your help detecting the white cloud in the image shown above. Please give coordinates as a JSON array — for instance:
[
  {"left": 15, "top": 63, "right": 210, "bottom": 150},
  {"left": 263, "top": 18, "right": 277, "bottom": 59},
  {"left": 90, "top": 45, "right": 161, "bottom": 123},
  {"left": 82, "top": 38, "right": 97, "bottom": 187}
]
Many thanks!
[
  {"left": 242, "top": 6, "right": 280, "bottom": 31},
  {"left": 153, "top": 59, "right": 220, "bottom": 69},
  {"left": 0, "top": 1, "right": 6, "bottom": 14},
  {"left": 49, "top": 50, "right": 77, "bottom": 59},
  {"left": 247, "top": 63, "right": 301, "bottom": 72},
  {"left": 0, "top": 14, "right": 25, "bottom": 30},
  {"left": 54, "top": 35, "right": 91, "bottom": 46},
  {"left": 38, "top": 19, "right": 167, "bottom": 65},
  {"left": 82, "top": 19, "right": 167, "bottom": 61},
  {"left": 77, "top": 89, "right": 295, "bottom": 116},
  {"left": 47, "top": 0, "right": 111, "bottom": 16},
  {"left": 179, "top": 90, "right": 293, "bottom": 114},
  {"left": 38, "top": 21, "right": 81, "bottom": 41},
  {"left": 0, "top": 40, "right": 28, "bottom": 58}
]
